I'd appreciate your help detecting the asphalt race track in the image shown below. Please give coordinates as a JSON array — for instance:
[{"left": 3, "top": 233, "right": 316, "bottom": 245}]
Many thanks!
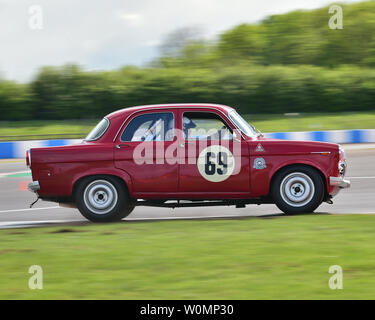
[{"left": 0, "top": 145, "right": 374, "bottom": 229}]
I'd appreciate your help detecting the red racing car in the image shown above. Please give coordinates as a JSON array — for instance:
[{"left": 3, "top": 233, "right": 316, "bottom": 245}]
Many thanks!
[{"left": 27, "top": 104, "right": 350, "bottom": 222}]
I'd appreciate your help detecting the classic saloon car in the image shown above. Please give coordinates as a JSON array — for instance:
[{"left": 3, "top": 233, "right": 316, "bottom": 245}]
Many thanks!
[{"left": 27, "top": 104, "right": 350, "bottom": 222}]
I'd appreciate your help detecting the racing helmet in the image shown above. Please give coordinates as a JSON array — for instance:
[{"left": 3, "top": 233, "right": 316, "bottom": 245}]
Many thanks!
[{"left": 183, "top": 116, "right": 196, "bottom": 138}]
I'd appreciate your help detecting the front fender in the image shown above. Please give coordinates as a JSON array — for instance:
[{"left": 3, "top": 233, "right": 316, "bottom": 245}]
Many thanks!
[
  {"left": 250, "top": 156, "right": 331, "bottom": 197},
  {"left": 270, "top": 159, "right": 329, "bottom": 182}
]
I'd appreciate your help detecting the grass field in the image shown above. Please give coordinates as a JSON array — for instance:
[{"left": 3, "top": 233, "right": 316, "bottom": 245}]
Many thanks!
[
  {"left": 1, "top": 111, "right": 375, "bottom": 141},
  {"left": 1, "top": 214, "right": 375, "bottom": 299}
]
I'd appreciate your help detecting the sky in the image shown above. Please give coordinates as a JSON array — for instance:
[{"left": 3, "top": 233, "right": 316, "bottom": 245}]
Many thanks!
[{"left": 0, "top": 0, "right": 365, "bottom": 82}]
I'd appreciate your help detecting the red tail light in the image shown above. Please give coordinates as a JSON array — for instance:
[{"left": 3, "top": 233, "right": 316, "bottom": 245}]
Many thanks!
[{"left": 26, "top": 150, "right": 30, "bottom": 167}]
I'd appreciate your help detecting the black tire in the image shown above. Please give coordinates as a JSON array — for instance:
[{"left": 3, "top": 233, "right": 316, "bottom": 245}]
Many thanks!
[
  {"left": 75, "top": 175, "right": 133, "bottom": 222},
  {"left": 271, "top": 165, "right": 324, "bottom": 215}
]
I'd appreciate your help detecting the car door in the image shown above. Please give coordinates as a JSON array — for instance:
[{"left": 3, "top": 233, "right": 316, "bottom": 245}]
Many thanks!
[
  {"left": 178, "top": 109, "right": 251, "bottom": 196},
  {"left": 114, "top": 110, "right": 178, "bottom": 194}
]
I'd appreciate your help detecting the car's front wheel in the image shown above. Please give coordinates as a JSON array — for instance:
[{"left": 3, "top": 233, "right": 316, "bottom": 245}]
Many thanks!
[
  {"left": 271, "top": 166, "right": 325, "bottom": 215},
  {"left": 76, "top": 176, "right": 134, "bottom": 222}
]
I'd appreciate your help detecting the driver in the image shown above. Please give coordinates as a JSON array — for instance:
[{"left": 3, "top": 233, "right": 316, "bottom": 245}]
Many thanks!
[{"left": 142, "top": 118, "right": 163, "bottom": 141}]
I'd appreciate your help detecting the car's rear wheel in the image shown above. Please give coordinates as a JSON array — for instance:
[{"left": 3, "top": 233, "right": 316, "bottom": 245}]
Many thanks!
[
  {"left": 76, "top": 176, "right": 133, "bottom": 222},
  {"left": 272, "top": 166, "right": 324, "bottom": 215}
]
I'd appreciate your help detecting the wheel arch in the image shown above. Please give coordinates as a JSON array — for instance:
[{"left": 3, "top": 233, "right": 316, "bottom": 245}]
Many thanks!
[
  {"left": 269, "top": 163, "right": 328, "bottom": 197},
  {"left": 71, "top": 170, "right": 133, "bottom": 199}
]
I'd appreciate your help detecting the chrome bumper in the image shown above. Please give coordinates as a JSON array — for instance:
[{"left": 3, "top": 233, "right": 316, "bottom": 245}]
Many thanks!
[
  {"left": 28, "top": 181, "right": 40, "bottom": 193},
  {"left": 329, "top": 176, "right": 351, "bottom": 189}
]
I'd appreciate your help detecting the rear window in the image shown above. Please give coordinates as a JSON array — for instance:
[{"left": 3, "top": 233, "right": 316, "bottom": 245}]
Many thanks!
[{"left": 85, "top": 118, "right": 110, "bottom": 141}]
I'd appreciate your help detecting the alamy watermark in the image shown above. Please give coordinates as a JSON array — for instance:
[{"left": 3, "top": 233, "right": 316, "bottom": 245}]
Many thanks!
[
  {"left": 28, "top": 5, "right": 44, "bottom": 30},
  {"left": 28, "top": 265, "right": 43, "bottom": 290},
  {"left": 328, "top": 265, "right": 343, "bottom": 290},
  {"left": 329, "top": 5, "right": 343, "bottom": 30},
  {"left": 130, "top": 128, "right": 243, "bottom": 182}
]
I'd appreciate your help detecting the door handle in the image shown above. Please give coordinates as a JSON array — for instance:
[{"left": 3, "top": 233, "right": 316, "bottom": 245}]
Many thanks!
[{"left": 116, "top": 144, "right": 131, "bottom": 149}]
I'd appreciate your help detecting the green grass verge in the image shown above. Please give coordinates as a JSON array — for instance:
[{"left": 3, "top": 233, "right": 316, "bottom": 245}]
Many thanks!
[
  {"left": 1, "top": 111, "right": 375, "bottom": 141},
  {"left": 1, "top": 214, "right": 375, "bottom": 299}
]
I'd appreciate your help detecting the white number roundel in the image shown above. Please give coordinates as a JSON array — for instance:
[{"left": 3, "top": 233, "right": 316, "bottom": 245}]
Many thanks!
[{"left": 197, "top": 145, "right": 235, "bottom": 182}]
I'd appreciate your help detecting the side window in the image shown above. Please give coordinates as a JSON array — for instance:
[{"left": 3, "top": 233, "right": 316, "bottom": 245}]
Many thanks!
[
  {"left": 183, "top": 112, "right": 232, "bottom": 140},
  {"left": 121, "top": 112, "right": 174, "bottom": 142}
]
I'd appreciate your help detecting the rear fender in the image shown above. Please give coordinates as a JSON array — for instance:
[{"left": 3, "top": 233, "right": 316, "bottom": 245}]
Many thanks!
[{"left": 71, "top": 168, "right": 133, "bottom": 196}]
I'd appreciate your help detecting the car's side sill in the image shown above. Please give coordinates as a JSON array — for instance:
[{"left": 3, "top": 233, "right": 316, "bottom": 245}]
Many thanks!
[{"left": 136, "top": 198, "right": 272, "bottom": 209}]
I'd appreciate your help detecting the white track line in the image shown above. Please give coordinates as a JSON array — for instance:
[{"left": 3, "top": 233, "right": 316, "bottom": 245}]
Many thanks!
[
  {"left": 0, "top": 206, "right": 61, "bottom": 214},
  {"left": 1, "top": 212, "right": 375, "bottom": 229},
  {"left": 0, "top": 170, "right": 30, "bottom": 178},
  {"left": 0, "top": 214, "right": 269, "bottom": 229},
  {"left": 0, "top": 219, "right": 69, "bottom": 226},
  {"left": 125, "top": 214, "right": 255, "bottom": 221},
  {"left": 0, "top": 215, "right": 257, "bottom": 229},
  {"left": 0, "top": 220, "right": 74, "bottom": 229},
  {"left": 347, "top": 176, "right": 375, "bottom": 179}
]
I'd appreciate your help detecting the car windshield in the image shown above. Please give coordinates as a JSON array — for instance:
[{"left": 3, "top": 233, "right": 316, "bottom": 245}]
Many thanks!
[
  {"left": 228, "top": 110, "right": 257, "bottom": 138},
  {"left": 85, "top": 118, "right": 110, "bottom": 141}
]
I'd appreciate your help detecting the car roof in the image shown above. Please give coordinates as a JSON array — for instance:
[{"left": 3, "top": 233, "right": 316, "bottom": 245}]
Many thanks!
[{"left": 106, "top": 103, "right": 235, "bottom": 120}]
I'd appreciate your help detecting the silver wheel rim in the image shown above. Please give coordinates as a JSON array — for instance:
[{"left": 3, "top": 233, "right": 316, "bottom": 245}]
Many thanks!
[
  {"left": 83, "top": 180, "right": 118, "bottom": 215},
  {"left": 280, "top": 172, "right": 315, "bottom": 207}
]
